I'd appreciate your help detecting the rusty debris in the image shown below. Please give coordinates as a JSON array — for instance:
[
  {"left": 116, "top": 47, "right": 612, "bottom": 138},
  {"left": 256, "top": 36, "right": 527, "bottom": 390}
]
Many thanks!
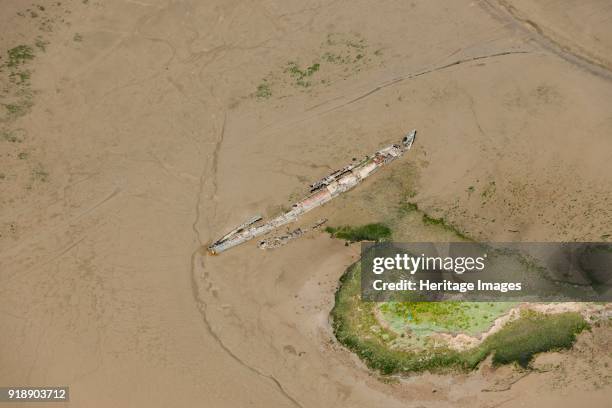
[{"left": 258, "top": 218, "right": 328, "bottom": 250}]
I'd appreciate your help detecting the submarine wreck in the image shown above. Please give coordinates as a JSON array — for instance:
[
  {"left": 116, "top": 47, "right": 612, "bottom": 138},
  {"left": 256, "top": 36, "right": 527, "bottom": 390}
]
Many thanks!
[{"left": 208, "top": 130, "right": 417, "bottom": 254}]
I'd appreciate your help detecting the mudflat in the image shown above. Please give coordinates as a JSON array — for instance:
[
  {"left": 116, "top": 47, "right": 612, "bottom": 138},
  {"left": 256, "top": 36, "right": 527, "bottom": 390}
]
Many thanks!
[{"left": 1, "top": 1, "right": 611, "bottom": 407}]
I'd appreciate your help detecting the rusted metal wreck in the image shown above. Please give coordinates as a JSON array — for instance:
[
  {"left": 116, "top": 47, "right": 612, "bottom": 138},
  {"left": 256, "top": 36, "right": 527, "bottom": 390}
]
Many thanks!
[{"left": 207, "top": 130, "right": 417, "bottom": 254}]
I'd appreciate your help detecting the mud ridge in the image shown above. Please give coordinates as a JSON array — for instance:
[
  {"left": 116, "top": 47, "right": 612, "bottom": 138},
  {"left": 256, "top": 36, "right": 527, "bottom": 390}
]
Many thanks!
[
  {"left": 262, "top": 50, "right": 529, "bottom": 135},
  {"left": 189, "top": 251, "right": 304, "bottom": 408},
  {"left": 481, "top": 0, "right": 612, "bottom": 82},
  {"left": 189, "top": 115, "right": 303, "bottom": 408},
  {"left": 320, "top": 51, "right": 530, "bottom": 115}
]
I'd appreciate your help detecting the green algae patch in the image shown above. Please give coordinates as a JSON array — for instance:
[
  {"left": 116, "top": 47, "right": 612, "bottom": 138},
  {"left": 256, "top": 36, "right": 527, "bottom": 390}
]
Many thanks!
[
  {"left": 379, "top": 301, "right": 517, "bottom": 336},
  {"left": 331, "top": 263, "right": 589, "bottom": 375}
]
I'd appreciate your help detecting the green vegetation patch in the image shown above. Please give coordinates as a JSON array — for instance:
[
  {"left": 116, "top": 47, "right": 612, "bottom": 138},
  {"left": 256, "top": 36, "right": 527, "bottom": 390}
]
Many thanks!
[
  {"left": 481, "top": 310, "right": 588, "bottom": 367},
  {"left": 3, "top": 98, "right": 34, "bottom": 119},
  {"left": 398, "top": 201, "right": 470, "bottom": 240},
  {"left": 1, "top": 42, "right": 37, "bottom": 122},
  {"left": 331, "top": 263, "right": 589, "bottom": 375},
  {"left": 252, "top": 32, "right": 381, "bottom": 99},
  {"left": 325, "top": 223, "right": 391, "bottom": 242},
  {"left": 0, "top": 37, "right": 48, "bottom": 187},
  {"left": 255, "top": 82, "right": 271, "bottom": 99},
  {"left": 481, "top": 180, "right": 496, "bottom": 201},
  {"left": 35, "top": 37, "right": 49, "bottom": 52},
  {"left": 285, "top": 61, "right": 320, "bottom": 87},
  {"left": 8, "top": 70, "right": 31, "bottom": 85},
  {"left": 1, "top": 129, "right": 23, "bottom": 143},
  {"left": 6, "top": 45, "right": 35, "bottom": 68},
  {"left": 421, "top": 213, "right": 470, "bottom": 240},
  {"left": 32, "top": 164, "right": 49, "bottom": 182}
]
